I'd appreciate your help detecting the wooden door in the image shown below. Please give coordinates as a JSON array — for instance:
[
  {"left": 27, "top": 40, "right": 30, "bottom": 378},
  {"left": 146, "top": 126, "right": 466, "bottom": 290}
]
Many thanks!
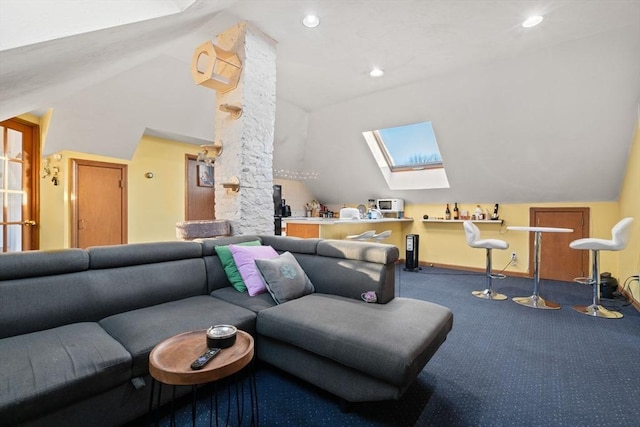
[
  {"left": 71, "top": 159, "right": 127, "bottom": 248},
  {"left": 0, "top": 118, "right": 39, "bottom": 252},
  {"left": 185, "top": 155, "right": 215, "bottom": 220},
  {"left": 530, "top": 207, "right": 589, "bottom": 282}
]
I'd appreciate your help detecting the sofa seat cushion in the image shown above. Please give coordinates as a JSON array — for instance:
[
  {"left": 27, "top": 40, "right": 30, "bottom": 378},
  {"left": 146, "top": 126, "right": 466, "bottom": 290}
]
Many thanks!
[
  {"left": 257, "top": 294, "right": 453, "bottom": 387},
  {"left": 100, "top": 295, "right": 257, "bottom": 377},
  {"left": 210, "top": 287, "right": 276, "bottom": 313},
  {"left": 0, "top": 322, "right": 131, "bottom": 425}
]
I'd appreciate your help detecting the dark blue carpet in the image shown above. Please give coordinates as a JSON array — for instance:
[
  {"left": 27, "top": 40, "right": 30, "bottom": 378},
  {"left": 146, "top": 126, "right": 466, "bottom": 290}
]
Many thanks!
[{"left": 151, "top": 266, "right": 640, "bottom": 426}]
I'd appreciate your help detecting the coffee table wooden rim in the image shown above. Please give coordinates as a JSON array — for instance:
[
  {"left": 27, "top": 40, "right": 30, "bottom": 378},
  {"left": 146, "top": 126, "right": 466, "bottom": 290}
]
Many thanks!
[{"left": 149, "top": 329, "right": 254, "bottom": 386}]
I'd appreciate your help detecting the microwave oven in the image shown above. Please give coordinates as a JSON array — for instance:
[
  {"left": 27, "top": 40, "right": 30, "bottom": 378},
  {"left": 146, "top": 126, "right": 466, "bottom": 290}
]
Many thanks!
[{"left": 377, "top": 198, "right": 404, "bottom": 212}]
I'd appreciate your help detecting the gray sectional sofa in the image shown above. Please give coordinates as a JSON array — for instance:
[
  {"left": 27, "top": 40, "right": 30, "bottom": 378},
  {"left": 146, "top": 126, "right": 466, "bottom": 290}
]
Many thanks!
[{"left": 0, "top": 235, "right": 453, "bottom": 426}]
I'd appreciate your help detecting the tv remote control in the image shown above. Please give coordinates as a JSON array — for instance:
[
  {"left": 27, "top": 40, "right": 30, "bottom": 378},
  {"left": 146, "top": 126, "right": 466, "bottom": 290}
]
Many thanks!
[{"left": 190, "top": 348, "right": 221, "bottom": 370}]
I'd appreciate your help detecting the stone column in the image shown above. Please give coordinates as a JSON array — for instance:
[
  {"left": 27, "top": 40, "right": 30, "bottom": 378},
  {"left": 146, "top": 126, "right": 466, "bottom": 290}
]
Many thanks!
[{"left": 215, "top": 23, "right": 276, "bottom": 235}]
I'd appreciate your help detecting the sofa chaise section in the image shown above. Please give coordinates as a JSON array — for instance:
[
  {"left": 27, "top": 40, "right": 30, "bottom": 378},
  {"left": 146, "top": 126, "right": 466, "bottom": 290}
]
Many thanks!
[{"left": 254, "top": 238, "right": 454, "bottom": 403}]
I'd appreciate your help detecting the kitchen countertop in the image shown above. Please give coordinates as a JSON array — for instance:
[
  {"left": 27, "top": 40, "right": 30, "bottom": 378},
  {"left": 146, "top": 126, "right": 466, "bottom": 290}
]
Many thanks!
[{"left": 283, "top": 217, "right": 413, "bottom": 225}]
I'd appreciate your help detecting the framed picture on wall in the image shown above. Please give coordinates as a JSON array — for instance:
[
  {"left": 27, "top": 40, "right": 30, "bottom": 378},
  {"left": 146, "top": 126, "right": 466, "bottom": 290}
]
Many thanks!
[{"left": 198, "top": 164, "right": 214, "bottom": 187}]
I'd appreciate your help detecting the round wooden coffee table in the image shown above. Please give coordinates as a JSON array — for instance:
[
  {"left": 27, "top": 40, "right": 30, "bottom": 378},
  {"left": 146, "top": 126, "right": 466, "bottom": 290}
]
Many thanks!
[{"left": 148, "top": 329, "right": 257, "bottom": 425}]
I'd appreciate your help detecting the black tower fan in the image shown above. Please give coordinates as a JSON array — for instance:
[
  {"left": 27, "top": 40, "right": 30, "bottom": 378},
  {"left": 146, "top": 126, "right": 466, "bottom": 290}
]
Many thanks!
[{"left": 405, "top": 234, "right": 420, "bottom": 271}]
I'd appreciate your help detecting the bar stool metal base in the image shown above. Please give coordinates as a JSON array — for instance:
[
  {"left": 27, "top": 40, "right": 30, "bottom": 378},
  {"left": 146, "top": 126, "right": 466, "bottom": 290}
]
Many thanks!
[
  {"left": 472, "top": 289, "right": 508, "bottom": 300},
  {"left": 472, "top": 273, "right": 507, "bottom": 300},
  {"left": 572, "top": 304, "right": 623, "bottom": 318},
  {"left": 513, "top": 295, "right": 561, "bottom": 310}
]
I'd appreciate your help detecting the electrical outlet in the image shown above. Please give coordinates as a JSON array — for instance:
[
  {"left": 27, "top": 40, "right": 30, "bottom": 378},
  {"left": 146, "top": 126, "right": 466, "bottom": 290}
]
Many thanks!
[{"left": 511, "top": 252, "right": 517, "bottom": 262}]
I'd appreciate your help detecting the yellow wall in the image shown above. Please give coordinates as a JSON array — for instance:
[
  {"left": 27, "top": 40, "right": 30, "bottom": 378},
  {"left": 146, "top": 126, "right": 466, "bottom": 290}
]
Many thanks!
[
  {"left": 618, "top": 123, "right": 640, "bottom": 301},
  {"left": 401, "top": 202, "right": 620, "bottom": 276},
  {"left": 128, "top": 136, "right": 197, "bottom": 243},
  {"left": 38, "top": 135, "right": 202, "bottom": 249}
]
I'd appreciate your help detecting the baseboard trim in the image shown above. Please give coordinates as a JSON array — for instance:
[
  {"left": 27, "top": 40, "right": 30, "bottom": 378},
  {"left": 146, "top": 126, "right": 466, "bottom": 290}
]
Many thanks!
[
  {"left": 397, "top": 259, "right": 531, "bottom": 278},
  {"left": 618, "top": 282, "right": 640, "bottom": 312}
]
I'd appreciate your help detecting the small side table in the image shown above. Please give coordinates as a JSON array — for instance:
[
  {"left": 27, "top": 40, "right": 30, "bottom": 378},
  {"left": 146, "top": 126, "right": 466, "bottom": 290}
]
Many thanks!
[
  {"left": 148, "top": 329, "right": 257, "bottom": 426},
  {"left": 507, "top": 226, "right": 573, "bottom": 310}
]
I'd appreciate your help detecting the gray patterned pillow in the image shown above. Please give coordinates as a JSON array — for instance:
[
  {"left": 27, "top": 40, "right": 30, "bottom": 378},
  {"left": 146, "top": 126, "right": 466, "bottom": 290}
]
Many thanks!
[{"left": 255, "top": 251, "right": 315, "bottom": 304}]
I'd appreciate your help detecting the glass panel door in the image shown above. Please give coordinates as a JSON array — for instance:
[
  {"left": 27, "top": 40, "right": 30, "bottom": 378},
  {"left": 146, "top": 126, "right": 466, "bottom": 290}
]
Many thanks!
[{"left": 1, "top": 119, "right": 38, "bottom": 252}]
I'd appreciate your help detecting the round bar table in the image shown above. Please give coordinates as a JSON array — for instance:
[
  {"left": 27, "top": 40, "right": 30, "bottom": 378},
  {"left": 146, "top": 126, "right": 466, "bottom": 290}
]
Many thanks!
[{"left": 507, "top": 226, "right": 573, "bottom": 309}]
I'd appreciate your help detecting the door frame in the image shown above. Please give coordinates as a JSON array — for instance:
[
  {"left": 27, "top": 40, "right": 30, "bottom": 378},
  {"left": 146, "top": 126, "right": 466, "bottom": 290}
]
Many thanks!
[
  {"left": 528, "top": 207, "right": 589, "bottom": 280},
  {"left": 70, "top": 158, "right": 128, "bottom": 248}
]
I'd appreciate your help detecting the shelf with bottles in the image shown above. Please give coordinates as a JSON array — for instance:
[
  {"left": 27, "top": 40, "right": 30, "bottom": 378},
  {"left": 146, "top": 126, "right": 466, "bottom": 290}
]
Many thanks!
[
  {"left": 426, "top": 203, "right": 502, "bottom": 223},
  {"left": 421, "top": 219, "right": 503, "bottom": 224}
]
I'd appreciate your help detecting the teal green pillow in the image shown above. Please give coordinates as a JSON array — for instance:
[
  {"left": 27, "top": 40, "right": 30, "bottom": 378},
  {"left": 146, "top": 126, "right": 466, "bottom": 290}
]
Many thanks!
[{"left": 214, "top": 240, "right": 261, "bottom": 292}]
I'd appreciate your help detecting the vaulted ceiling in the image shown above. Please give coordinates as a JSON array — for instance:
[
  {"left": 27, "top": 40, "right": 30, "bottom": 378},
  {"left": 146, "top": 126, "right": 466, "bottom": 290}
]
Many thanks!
[{"left": 1, "top": 0, "right": 638, "bottom": 204}]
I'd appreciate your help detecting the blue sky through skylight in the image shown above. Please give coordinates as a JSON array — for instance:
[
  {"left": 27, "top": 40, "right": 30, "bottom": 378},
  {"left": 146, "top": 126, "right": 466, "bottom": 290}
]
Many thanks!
[{"left": 377, "top": 121, "right": 442, "bottom": 167}]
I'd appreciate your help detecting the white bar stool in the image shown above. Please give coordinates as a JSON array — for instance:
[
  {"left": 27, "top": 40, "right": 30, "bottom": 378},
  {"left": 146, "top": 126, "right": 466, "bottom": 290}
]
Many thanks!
[
  {"left": 569, "top": 217, "right": 634, "bottom": 319},
  {"left": 463, "top": 221, "right": 509, "bottom": 300},
  {"left": 346, "top": 230, "right": 375, "bottom": 241},
  {"left": 372, "top": 230, "right": 392, "bottom": 242}
]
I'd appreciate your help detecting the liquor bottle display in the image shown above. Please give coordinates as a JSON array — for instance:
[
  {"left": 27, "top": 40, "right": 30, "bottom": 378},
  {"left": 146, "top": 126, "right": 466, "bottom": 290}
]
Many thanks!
[
  {"left": 453, "top": 202, "right": 459, "bottom": 220},
  {"left": 492, "top": 203, "right": 500, "bottom": 220},
  {"left": 445, "top": 204, "right": 451, "bottom": 220}
]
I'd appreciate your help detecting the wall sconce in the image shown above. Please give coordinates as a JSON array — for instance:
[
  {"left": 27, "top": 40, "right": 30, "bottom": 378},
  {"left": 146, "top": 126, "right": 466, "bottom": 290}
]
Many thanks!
[
  {"left": 219, "top": 103, "right": 242, "bottom": 119},
  {"left": 221, "top": 176, "right": 240, "bottom": 194},
  {"left": 196, "top": 141, "right": 223, "bottom": 166},
  {"left": 51, "top": 167, "right": 60, "bottom": 186},
  {"left": 191, "top": 41, "right": 243, "bottom": 93},
  {"left": 42, "top": 154, "right": 62, "bottom": 185}
]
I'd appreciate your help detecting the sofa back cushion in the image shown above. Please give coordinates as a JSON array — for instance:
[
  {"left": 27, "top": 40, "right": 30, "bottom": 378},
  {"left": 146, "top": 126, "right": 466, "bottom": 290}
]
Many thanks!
[
  {"left": 0, "top": 248, "right": 89, "bottom": 280},
  {"left": 294, "top": 240, "right": 399, "bottom": 304},
  {"left": 0, "top": 249, "right": 92, "bottom": 338},
  {"left": 0, "top": 242, "right": 208, "bottom": 339},
  {"left": 259, "top": 235, "right": 320, "bottom": 254},
  {"left": 86, "top": 242, "right": 207, "bottom": 319},
  {"left": 316, "top": 239, "right": 399, "bottom": 265},
  {"left": 87, "top": 241, "right": 202, "bottom": 268}
]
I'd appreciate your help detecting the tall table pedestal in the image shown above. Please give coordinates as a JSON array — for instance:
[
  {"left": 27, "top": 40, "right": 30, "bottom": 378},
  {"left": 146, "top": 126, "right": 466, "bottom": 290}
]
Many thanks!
[{"left": 507, "top": 226, "right": 573, "bottom": 310}]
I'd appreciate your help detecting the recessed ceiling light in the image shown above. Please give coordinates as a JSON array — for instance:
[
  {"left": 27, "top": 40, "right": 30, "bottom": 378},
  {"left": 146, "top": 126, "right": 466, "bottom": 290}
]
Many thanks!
[
  {"left": 370, "top": 68, "right": 384, "bottom": 78},
  {"left": 302, "top": 14, "right": 320, "bottom": 28},
  {"left": 522, "top": 15, "right": 544, "bottom": 28}
]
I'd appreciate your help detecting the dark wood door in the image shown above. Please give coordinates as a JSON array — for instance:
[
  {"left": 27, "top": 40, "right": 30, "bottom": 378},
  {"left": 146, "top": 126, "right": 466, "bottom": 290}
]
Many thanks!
[
  {"left": 185, "top": 155, "right": 215, "bottom": 220},
  {"left": 72, "top": 159, "right": 127, "bottom": 248},
  {"left": 530, "top": 207, "right": 589, "bottom": 282}
]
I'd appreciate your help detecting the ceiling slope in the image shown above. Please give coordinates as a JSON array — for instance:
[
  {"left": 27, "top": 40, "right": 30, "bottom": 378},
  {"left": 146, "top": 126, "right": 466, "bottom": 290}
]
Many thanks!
[{"left": 0, "top": 0, "right": 638, "bottom": 203}]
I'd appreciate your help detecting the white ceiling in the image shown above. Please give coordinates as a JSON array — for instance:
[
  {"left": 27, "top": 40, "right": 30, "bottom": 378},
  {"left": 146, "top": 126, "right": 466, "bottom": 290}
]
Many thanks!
[{"left": 1, "top": 0, "right": 639, "bottom": 204}]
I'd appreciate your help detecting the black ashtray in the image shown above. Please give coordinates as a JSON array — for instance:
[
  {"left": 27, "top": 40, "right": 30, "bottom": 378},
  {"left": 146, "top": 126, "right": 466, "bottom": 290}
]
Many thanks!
[{"left": 206, "top": 325, "right": 237, "bottom": 349}]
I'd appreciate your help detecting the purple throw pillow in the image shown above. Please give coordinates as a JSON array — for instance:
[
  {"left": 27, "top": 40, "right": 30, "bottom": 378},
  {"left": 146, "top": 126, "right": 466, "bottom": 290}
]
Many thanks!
[{"left": 229, "top": 244, "right": 279, "bottom": 296}]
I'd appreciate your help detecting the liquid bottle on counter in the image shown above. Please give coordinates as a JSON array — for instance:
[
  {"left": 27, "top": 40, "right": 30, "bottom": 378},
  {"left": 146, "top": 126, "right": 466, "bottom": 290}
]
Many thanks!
[
  {"left": 445, "top": 204, "right": 451, "bottom": 220},
  {"left": 492, "top": 203, "right": 499, "bottom": 220},
  {"left": 453, "top": 202, "right": 459, "bottom": 220}
]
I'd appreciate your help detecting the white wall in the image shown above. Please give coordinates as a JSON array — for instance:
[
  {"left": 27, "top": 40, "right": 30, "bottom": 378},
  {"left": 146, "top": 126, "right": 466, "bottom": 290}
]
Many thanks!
[
  {"left": 301, "top": 27, "right": 640, "bottom": 206},
  {"left": 274, "top": 98, "right": 309, "bottom": 172}
]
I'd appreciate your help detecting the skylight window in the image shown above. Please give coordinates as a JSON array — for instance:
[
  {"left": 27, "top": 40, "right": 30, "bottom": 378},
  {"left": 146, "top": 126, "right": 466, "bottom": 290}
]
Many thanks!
[
  {"left": 374, "top": 121, "right": 443, "bottom": 171},
  {"left": 363, "top": 121, "right": 449, "bottom": 190}
]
